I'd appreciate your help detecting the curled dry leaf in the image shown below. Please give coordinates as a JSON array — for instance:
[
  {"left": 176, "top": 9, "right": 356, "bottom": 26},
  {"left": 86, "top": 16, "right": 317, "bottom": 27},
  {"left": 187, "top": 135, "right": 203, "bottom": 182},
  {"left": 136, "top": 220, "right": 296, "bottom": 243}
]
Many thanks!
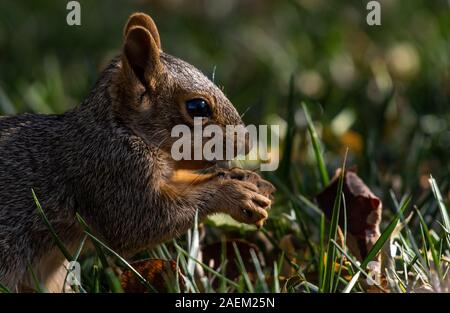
[
  {"left": 120, "top": 259, "right": 184, "bottom": 293},
  {"left": 316, "top": 168, "right": 382, "bottom": 261}
]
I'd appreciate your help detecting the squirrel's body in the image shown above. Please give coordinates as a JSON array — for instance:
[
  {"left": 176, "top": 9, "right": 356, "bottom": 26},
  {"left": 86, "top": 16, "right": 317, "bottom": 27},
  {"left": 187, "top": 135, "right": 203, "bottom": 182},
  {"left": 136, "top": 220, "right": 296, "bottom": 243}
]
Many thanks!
[{"left": 0, "top": 14, "right": 274, "bottom": 292}]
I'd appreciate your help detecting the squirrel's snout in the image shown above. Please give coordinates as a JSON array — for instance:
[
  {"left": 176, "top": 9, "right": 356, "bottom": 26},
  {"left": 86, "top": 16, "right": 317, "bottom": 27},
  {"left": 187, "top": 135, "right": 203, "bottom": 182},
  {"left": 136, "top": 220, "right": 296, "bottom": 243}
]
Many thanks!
[{"left": 223, "top": 124, "right": 252, "bottom": 159}]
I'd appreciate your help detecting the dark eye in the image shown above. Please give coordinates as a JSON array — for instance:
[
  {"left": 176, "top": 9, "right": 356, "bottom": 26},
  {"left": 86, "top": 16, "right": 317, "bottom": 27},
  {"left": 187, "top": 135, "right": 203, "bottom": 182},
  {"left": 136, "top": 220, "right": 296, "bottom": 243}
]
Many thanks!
[{"left": 185, "top": 98, "right": 212, "bottom": 119}]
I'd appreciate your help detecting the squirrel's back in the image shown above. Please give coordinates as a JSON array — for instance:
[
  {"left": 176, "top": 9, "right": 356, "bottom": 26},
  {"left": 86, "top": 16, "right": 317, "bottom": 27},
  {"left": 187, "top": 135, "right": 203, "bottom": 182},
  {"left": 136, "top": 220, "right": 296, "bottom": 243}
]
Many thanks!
[
  {"left": 0, "top": 113, "right": 67, "bottom": 212},
  {"left": 0, "top": 113, "right": 74, "bottom": 289},
  {"left": 0, "top": 102, "right": 165, "bottom": 290}
]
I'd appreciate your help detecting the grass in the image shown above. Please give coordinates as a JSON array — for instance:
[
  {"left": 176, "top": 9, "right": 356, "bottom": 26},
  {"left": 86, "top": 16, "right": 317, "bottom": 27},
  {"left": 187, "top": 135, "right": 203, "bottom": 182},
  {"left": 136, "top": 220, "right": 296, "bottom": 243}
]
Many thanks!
[
  {"left": 0, "top": 1, "right": 449, "bottom": 293},
  {"left": 1, "top": 99, "right": 445, "bottom": 294},
  {"left": 321, "top": 149, "right": 346, "bottom": 293}
]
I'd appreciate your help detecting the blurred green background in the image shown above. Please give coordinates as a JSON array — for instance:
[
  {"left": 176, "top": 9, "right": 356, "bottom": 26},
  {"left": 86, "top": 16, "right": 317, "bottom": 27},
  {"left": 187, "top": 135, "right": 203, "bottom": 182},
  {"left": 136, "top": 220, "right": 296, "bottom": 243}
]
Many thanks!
[{"left": 0, "top": 0, "right": 449, "bottom": 204}]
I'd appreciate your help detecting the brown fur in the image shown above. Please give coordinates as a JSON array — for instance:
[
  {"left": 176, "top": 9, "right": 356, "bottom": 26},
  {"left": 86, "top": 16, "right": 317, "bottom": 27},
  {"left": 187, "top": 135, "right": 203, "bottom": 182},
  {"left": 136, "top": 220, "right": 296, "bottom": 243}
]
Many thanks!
[{"left": 0, "top": 13, "right": 274, "bottom": 292}]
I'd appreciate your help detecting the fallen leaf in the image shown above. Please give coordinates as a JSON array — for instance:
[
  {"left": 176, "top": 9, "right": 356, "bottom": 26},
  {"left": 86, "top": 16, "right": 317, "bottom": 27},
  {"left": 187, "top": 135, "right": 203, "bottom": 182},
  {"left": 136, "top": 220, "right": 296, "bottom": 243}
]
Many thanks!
[
  {"left": 120, "top": 259, "right": 184, "bottom": 293},
  {"left": 316, "top": 168, "right": 382, "bottom": 261}
]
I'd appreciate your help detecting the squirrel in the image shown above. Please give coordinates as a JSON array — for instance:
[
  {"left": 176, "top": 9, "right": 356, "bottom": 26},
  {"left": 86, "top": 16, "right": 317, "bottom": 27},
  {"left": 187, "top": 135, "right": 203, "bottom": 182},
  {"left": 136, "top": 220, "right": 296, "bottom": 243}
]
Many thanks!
[{"left": 0, "top": 13, "right": 275, "bottom": 292}]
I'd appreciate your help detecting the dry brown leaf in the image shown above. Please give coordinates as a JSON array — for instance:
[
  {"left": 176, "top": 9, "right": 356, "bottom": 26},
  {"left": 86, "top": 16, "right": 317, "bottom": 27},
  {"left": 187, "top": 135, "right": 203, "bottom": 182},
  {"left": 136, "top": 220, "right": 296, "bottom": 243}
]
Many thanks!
[
  {"left": 316, "top": 168, "right": 382, "bottom": 261},
  {"left": 120, "top": 259, "right": 184, "bottom": 293}
]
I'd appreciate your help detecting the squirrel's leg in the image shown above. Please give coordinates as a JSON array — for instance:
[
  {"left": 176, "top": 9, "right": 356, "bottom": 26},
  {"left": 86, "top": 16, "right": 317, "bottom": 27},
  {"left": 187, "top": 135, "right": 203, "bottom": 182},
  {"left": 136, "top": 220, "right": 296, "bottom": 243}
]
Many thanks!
[
  {"left": 161, "top": 168, "right": 275, "bottom": 228},
  {"left": 76, "top": 168, "right": 275, "bottom": 254}
]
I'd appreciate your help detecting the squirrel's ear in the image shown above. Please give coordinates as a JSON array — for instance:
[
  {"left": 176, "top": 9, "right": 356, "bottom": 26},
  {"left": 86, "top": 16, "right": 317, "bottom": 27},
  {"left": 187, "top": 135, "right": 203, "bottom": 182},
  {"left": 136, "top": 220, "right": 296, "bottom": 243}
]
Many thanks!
[
  {"left": 124, "top": 13, "right": 161, "bottom": 51},
  {"left": 123, "top": 26, "right": 161, "bottom": 86}
]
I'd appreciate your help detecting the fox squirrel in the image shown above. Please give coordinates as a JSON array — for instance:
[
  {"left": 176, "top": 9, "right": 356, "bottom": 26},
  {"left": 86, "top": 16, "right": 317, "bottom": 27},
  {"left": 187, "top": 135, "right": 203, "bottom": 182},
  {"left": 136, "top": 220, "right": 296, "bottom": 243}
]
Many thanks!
[{"left": 0, "top": 13, "right": 274, "bottom": 292}]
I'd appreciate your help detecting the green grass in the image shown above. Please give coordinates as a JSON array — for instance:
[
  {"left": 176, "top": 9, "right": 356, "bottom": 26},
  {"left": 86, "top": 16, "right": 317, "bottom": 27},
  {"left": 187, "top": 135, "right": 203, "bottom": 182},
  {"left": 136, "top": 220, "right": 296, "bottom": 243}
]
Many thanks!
[
  {"left": 6, "top": 102, "right": 446, "bottom": 294},
  {"left": 1, "top": 0, "right": 449, "bottom": 293}
]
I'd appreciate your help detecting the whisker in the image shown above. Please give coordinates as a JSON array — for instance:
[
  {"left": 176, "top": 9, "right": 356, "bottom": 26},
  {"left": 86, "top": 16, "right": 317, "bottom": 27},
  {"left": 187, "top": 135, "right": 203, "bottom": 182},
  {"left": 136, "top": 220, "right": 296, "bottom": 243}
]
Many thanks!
[
  {"left": 240, "top": 105, "right": 252, "bottom": 119},
  {"left": 211, "top": 65, "right": 217, "bottom": 83}
]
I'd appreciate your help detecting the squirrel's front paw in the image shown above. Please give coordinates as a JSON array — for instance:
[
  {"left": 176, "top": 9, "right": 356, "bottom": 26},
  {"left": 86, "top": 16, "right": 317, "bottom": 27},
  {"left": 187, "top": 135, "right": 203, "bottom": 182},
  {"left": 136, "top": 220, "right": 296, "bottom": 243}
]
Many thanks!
[
  {"left": 215, "top": 168, "right": 275, "bottom": 227},
  {"left": 216, "top": 167, "right": 275, "bottom": 199}
]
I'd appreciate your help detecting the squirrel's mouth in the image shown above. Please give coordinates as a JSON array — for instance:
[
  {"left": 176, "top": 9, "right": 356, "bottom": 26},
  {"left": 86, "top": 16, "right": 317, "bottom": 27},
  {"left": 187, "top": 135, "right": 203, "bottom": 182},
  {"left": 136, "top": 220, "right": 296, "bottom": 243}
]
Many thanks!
[{"left": 171, "top": 131, "right": 249, "bottom": 171}]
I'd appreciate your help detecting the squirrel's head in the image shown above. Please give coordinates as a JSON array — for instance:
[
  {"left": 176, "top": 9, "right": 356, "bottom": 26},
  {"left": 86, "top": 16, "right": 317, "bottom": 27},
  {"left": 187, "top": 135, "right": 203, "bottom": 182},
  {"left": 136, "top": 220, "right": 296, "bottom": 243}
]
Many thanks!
[{"left": 110, "top": 13, "right": 247, "bottom": 170}]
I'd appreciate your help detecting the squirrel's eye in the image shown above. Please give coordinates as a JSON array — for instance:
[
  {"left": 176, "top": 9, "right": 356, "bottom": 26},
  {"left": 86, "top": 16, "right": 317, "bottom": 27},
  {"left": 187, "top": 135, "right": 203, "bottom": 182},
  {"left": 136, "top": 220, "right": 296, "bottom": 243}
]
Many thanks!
[{"left": 185, "top": 98, "right": 212, "bottom": 119}]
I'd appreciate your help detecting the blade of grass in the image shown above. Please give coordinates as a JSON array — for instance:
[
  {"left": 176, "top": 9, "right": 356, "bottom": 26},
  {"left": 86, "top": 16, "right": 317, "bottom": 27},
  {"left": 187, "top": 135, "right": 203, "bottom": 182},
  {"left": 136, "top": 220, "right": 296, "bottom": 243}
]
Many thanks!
[
  {"left": 75, "top": 213, "right": 109, "bottom": 268},
  {"left": 160, "top": 243, "right": 172, "bottom": 260},
  {"left": 302, "top": 101, "right": 329, "bottom": 187},
  {"left": 318, "top": 213, "right": 325, "bottom": 289},
  {"left": 0, "top": 282, "right": 10, "bottom": 293},
  {"left": 279, "top": 74, "right": 296, "bottom": 181},
  {"left": 232, "top": 242, "right": 255, "bottom": 292},
  {"left": 333, "top": 193, "right": 347, "bottom": 292},
  {"left": 414, "top": 207, "right": 443, "bottom": 279},
  {"left": 250, "top": 248, "right": 269, "bottom": 292},
  {"left": 62, "top": 235, "right": 87, "bottom": 293},
  {"left": 27, "top": 263, "right": 46, "bottom": 293},
  {"left": 174, "top": 254, "right": 182, "bottom": 293},
  {"left": 176, "top": 247, "right": 199, "bottom": 293},
  {"left": 361, "top": 196, "right": 411, "bottom": 269},
  {"left": 273, "top": 261, "right": 280, "bottom": 293},
  {"left": 330, "top": 240, "right": 384, "bottom": 291},
  {"left": 219, "top": 240, "right": 228, "bottom": 292},
  {"left": 173, "top": 241, "right": 240, "bottom": 289},
  {"left": 32, "top": 189, "right": 72, "bottom": 261},
  {"left": 322, "top": 149, "right": 347, "bottom": 292},
  {"left": 342, "top": 271, "right": 361, "bottom": 293},
  {"left": 83, "top": 230, "right": 155, "bottom": 293},
  {"left": 187, "top": 211, "right": 200, "bottom": 281},
  {"left": 92, "top": 262, "right": 100, "bottom": 293},
  {"left": 103, "top": 267, "right": 123, "bottom": 293},
  {"left": 429, "top": 176, "right": 450, "bottom": 239},
  {"left": 418, "top": 221, "right": 431, "bottom": 269},
  {"left": 389, "top": 191, "right": 426, "bottom": 272}
]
